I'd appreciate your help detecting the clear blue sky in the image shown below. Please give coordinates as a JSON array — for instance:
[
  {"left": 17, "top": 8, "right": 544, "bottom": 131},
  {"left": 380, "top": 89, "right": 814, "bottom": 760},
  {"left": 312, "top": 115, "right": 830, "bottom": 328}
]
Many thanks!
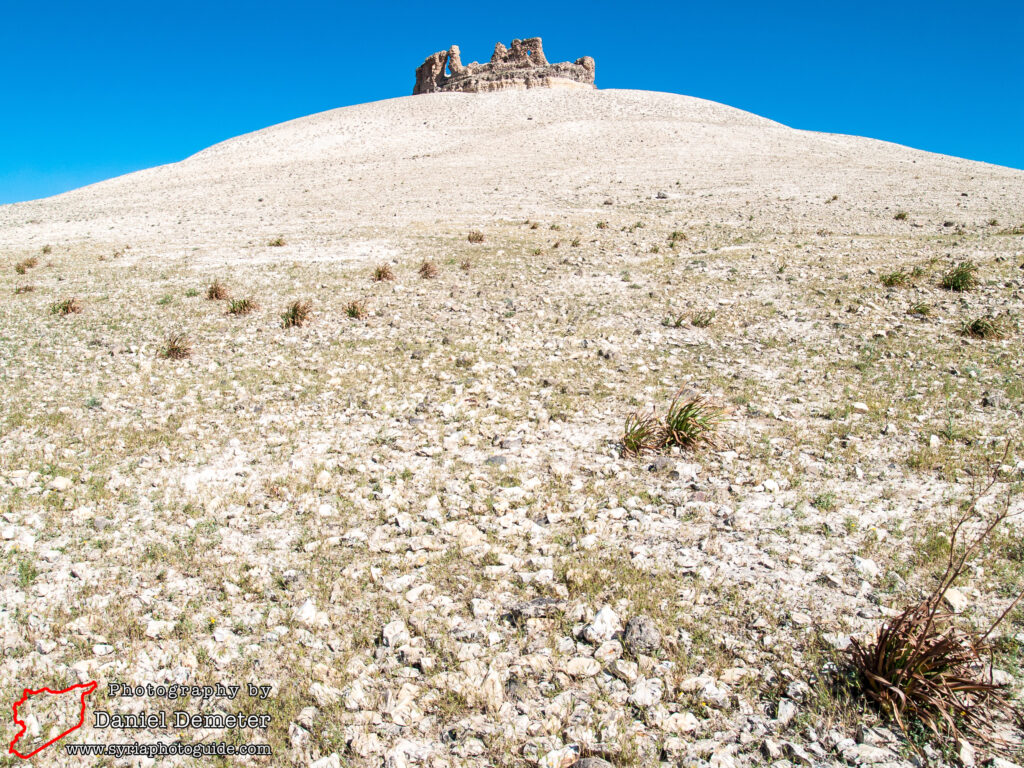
[{"left": 2, "top": 0, "right": 1021, "bottom": 205}]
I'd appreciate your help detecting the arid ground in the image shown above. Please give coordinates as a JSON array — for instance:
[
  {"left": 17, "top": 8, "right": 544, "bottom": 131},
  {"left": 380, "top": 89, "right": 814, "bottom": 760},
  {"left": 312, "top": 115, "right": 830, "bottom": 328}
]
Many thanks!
[{"left": 1, "top": 89, "right": 1023, "bottom": 767}]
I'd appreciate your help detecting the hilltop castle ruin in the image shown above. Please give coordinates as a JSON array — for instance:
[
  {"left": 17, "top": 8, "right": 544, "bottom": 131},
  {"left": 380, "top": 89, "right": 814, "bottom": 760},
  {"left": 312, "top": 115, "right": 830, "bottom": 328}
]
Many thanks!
[{"left": 413, "top": 38, "right": 596, "bottom": 95}]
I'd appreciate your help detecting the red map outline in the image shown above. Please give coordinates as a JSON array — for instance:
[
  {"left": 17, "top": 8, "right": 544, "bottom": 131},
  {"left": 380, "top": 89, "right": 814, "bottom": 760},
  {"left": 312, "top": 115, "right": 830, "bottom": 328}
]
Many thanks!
[{"left": 8, "top": 680, "right": 98, "bottom": 759}]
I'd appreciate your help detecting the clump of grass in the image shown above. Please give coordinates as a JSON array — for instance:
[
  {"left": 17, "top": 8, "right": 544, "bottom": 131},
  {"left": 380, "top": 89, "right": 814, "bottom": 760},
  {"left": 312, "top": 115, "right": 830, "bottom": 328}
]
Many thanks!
[
  {"left": 620, "top": 410, "right": 662, "bottom": 456},
  {"left": 14, "top": 285, "right": 35, "bottom": 295},
  {"left": 894, "top": 211, "right": 909, "bottom": 221},
  {"left": 908, "top": 302, "right": 932, "bottom": 316},
  {"left": 282, "top": 299, "right": 312, "bottom": 328},
  {"left": 596, "top": 221, "right": 608, "bottom": 229},
  {"left": 161, "top": 333, "right": 192, "bottom": 360},
  {"left": 880, "top": 269, "right": 910, "bottom": 287},
  {"left": 268, "top": 236, "right": 286, "bottom": 247},
  {"left": 691, "top": 310, "right": 716, "bottom": 328},
  {"left": 51, "top": 297, "right": 82, "bottom": 316},
  {"left": 345, "top": 299, "right": 369, "bottom": 319},
  {"left": 662, "top": 314, "right": 685, "bottom": 328},
  {"left": 185, "top": 288, "right": 200, "bottom": 298},
  {"left": 157, "top": 294, "right": 173, "bottom": 306},
  {"left": 460, "top": 259, "right": 472, "bottom": 272},
  {"left": 41, "top": 244, "right": 52, "bottom": 255},
  {"left": 227, "top": 298, "right": 257, "bottom": 315},
  {"left": 941, "top": 261, "right": 978, "bottom": 292},
  {"left": 662, "top": 391, "right": 726, "bottom": 450},
  {"left": 811, "top": 491, "right": 837, "bottom": 511},
  {"left": 467, "top": 231, "right": 484, "bottom": 243},
  {"left": 997, "top": 224, "right": 1024, "bottom": 235},
  {"left": 14, "top": 256, "right": 38, "bottom": 274},
  {"left": 961, "top": 315, "right": 1008, "bottom": 340},
  {"left": 570, "top": 237, "right": 581, "bottom": 248},
  {"left": 418, "top": 260, "right": 438, "bottom": 279},
  {"left": 206, "top": 281, "right": 229, "bottom": 300},
  {"left": 372, "top": 264, "right": 395, "bottom": 282},
  {"left": 847, "top": 457, "right": 1023, "bottom": 751}
]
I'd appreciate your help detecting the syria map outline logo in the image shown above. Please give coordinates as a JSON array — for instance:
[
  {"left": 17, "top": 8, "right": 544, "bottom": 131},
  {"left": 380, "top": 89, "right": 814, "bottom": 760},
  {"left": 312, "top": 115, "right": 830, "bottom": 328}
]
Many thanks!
[{"left": 8, "top": 680, "right": 98, "bottom": 759}]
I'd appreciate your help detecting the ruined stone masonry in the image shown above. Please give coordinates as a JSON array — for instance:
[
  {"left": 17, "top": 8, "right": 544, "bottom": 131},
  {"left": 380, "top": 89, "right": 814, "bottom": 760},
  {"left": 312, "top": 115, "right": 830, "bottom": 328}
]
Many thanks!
[{"left": 413, "top": 37, "right": 595, "bottom": 95}]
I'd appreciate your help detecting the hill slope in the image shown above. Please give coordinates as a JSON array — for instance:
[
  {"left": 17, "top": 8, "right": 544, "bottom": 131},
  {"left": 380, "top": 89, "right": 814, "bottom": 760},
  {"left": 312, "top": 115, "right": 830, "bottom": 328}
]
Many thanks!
[
  {"left": 1, "top": 90, "right": 1023, "bottom": 767},
  {"left": 2, "top": 88, "right": 1022, "bottom": 258}
]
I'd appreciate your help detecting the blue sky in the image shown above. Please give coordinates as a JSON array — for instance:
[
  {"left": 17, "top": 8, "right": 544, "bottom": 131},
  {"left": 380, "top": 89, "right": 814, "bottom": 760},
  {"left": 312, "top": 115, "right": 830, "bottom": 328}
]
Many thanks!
[{"left": 2, "top": 0, "right": 1021, "bottom": 205}]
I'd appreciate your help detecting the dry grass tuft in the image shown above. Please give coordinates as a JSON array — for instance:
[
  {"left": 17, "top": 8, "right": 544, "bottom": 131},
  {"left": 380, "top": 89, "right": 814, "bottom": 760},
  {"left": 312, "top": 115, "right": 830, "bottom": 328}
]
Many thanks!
[
  {"left": 662, "top": 391, "right": 726, "bottom": 450},
  {"left": 961, "top": 315, "right": 1009, "bottom": 340},
  {"left": 620, "top": 410, "right": 662, "bottom": 456},
  {"left": 467, "top": 231, "right": 485, "bottom": 243},
  {"left": 14, "top": 256, "right": 39, "bottom": 274},
  {"left": 941, "top": 261, "right": 979, "bottom": 292},
  {"left": 460, "top": 259, "right": 472, "bottom": 272},
  {"left": 268, "top": 236, "right": 286, "bottom": 247},
  {"left": 282, "top": 299, "right": 312, "bottom": 328},
  {"left": 206, "top": 280, "right": 229, "bottom": 300},
  {"left": 847, "top": 456, "right": 1023, "bottom": 751},
  {"left": 227, "top": 297, "right": 258, "bottom": 315},
  {"left": 345, "top": 299, "right": 369, "bottom": 319},
  {"left": 418, "top": 260, "right": 439, "bottom": 279},
  {"left": 161, "top": 333, "right": 193, "bottom": 360},
  {"left": 372, "top": 264, "right": 395, "bottom": 282},
  {"left": 51, "top": 297, "right": 82, "bottom": 316},
  {"left": 14, "top": 285, "right": 35, "bottom": 295},
  {"left": 622, "top": 390, "right": 726, "bottom": 456}
]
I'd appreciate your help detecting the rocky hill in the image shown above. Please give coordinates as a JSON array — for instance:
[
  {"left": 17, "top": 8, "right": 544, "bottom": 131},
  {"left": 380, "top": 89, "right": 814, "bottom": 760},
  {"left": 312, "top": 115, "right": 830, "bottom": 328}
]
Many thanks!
[{"left": 1, "top": 88, "right": 1023, "bottom": 767}]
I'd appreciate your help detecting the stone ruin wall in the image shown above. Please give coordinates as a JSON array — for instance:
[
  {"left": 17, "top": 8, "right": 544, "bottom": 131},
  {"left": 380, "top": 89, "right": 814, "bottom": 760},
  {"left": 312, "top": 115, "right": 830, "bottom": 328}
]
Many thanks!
[{"left": 413, "top": 37, "right": 595, "bottom": 95}]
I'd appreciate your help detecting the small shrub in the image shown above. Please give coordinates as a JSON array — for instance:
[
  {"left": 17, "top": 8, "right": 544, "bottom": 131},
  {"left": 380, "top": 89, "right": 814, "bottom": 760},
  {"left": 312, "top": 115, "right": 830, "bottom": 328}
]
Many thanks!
[
  {"left": 206, "top": 281, "right": 229, "bottom": 300},
  {"left": 41, "top": 244, "right": 52, "bottom": 255},
  {"left": 880, "top": 270, "right": 910, "bottom": 287},
  {"left": 987, "top": 218, "right": 999, "bottom": 227},
  {"left": 157, "top": 294, "right": 173, "bottom": 306},
  {"left": 345, "top": 299, "right": 369, "bottom": 319},
  {"left": 941, "top": 261, "right": 978, "bottom": 292},
  {"left": 668, "top": 230, "right": 686, "bottom": 243},
  {"left": 282, "top": 299, "right": 312, "bottom": 328},
  {"left": 691, "top": 310, "right": 716, "bottom": 328},
  {"left": 161, "top": 333, "right": 192, "bottom": 360},
  {"left": 467, "top": 231, "right": 485, "bottom": 243},
  {"left": 530, "top": 222, "right": 539, "bottom": 230},
  {"left": 650, "top": 244, "right": 660, "bottom": 254},
  {"left": 662, "top": 391, "right": 725, "bottom": 450},
  {"left": 961, "top": 315, "right": 1008, "bottom": 340},
  {"left": 908, "top": 302, "right": 931, "bottom": 316},
  {"left": 621, "top": 410, "right": 662, "bottom": 456},
  {"left": 418, "top": 260, "right": 438, "bottom": 279},
  {"left": 227, "top": 298, "right": 257, "bottom": 315},
  {"left": 847, "top": 461, "right": 1023, "bottom": 750},
  {"left": 51, "top": 297, "right": 82, "bottom": 316},
  {"left": 14, "top": 285, "right": 35, "bottom": 294},
  {"left": 460, "top": 259, "right": 472, "bottom": 272},
  {"left": 596, "top": 221, "right": 608, "bottom": 229},
  {"left": 268, "top": 236, "right": 286, "bottom": 247},
  {"left": 894, "top": 211, "right": 908, "bottom": 221},
  {"left": 185, "top": 288, "right": 200, "bottom": 298},
  {"left": 372, "top": 264, "right": 395, "bottom": 282}
]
